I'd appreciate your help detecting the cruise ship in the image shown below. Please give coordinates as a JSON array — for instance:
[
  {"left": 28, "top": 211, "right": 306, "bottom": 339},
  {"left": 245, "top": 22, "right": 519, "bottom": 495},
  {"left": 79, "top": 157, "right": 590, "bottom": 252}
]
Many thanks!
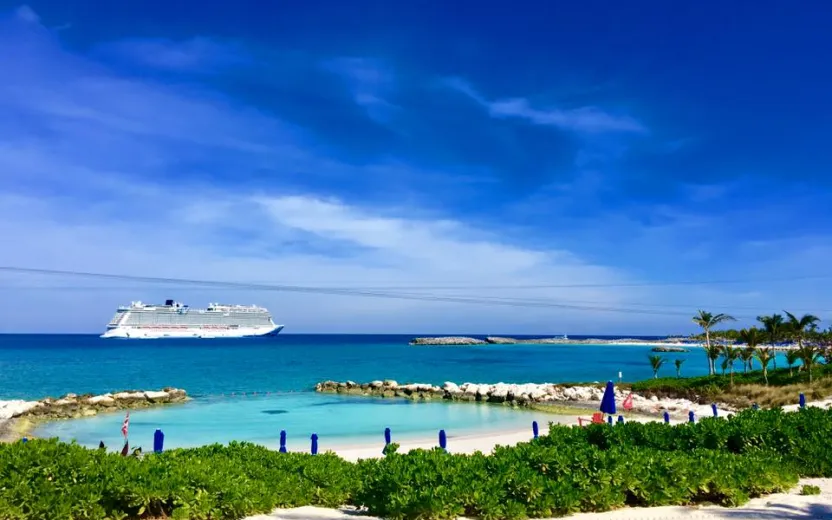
[{"left": 101, "top": 300, "right": 284, "bottom": 339}]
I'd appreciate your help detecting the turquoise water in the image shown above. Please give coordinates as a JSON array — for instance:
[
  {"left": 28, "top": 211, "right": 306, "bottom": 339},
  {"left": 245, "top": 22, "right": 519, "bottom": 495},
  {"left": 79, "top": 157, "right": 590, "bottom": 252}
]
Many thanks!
[
  {"left": 35, "top": 393, "right": 569, "bottom": 450},
  {"left": 0, "top": 334, "right": 788, "bottom": 449}
]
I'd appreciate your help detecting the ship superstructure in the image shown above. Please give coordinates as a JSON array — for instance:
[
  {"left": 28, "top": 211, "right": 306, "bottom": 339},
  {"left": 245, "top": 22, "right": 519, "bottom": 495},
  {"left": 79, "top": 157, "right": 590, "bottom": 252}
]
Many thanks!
[{"left": 101, "top": 300, "right": 284, "bottom": 339}]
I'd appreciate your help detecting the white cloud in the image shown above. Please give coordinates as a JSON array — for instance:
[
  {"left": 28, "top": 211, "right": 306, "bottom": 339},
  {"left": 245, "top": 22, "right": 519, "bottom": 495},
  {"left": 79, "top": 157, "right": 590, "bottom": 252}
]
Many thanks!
[
  {"left": 322, "top": 57, "right": 401, "bottom": 123},
  {"left": 0, "top": 9, "right": 652, "bottom": 333},
  {"left": 7, "top": 6, "right": 821, "bottom": 335},
  {"left": 444, "top": 78, "right": 646, "bottom": 134},
  {"left": 14, "top": 4, "right": 38, "bottom": 23}
]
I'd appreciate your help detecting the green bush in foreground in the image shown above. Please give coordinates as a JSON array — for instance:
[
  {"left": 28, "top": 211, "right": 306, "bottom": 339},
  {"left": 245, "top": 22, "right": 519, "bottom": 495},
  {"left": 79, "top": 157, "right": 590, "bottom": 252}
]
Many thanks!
[{"left": 1, "top": 407, "right": 829, "bottom": 520}]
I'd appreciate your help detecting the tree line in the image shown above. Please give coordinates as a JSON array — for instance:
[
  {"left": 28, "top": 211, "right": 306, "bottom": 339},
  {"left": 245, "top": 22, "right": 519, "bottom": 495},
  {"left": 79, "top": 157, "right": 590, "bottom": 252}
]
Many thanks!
[{"left": 648, "top": 311, "right": 830, "bottom": 385}]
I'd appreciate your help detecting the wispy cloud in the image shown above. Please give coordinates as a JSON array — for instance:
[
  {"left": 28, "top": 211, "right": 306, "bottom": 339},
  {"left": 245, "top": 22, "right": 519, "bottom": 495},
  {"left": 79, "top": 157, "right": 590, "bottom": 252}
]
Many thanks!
[
  {"left": 444, "top": 77, "right": 646, "bottom": 134},
  {"left": 2, "top": 6, "right": 828, "bottom": 334},
  {"left": 14, "top": 4, "right": 38, "bottom": 23},
  {"left": 92, "top": 37, "right": 251, "bottom": 73},
  {"left": 0, "top": 7, "right": 645, "bottom": 333},
  {"left": 322, "top": 57, "right": 400, "bottom": 122}
]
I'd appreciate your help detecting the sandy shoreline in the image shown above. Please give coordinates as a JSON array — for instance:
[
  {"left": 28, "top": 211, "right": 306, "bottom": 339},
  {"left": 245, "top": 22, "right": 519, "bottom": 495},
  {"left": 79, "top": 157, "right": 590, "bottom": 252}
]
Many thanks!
[{"left": 250, "top": 478, "right": 832, "bottom": 519}]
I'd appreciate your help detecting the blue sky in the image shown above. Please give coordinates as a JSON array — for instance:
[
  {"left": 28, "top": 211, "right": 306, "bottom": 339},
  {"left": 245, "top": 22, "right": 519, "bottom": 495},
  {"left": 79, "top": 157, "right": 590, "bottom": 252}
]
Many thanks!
[{"left": 0, "top": 1, "right": 830, "bottom": 334}]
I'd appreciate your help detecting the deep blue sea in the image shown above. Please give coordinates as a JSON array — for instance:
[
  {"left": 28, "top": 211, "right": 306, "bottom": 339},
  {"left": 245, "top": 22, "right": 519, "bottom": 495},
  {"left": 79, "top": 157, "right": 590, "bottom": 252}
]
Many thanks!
[{"left": 0, "top": 334, "right": 785, "bottom": 451}]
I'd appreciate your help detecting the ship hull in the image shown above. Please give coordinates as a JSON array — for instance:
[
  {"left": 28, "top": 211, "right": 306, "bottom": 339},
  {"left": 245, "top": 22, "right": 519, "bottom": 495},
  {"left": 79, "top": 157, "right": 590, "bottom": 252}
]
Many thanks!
[{"left": 101, "top": 324, "right": 284, "bottom": 339}]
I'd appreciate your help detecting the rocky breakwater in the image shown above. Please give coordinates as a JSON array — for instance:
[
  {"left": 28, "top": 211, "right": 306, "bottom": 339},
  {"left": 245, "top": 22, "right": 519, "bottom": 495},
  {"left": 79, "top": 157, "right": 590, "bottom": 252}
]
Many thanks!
[
  {"left": 651, "top": 346, "right": 690, "bottom": 353},
  {"left": 315, "top": 380, "right": 723, "bottom": 417},
  {"left": 410, "top": 336, "right": 698, "bottom": 346},
  {"left": 409, "top": 337, "right": 487, "bottom": 345},
  {"left": 0, "top": 388, "right": 188, "bottom": 441}
]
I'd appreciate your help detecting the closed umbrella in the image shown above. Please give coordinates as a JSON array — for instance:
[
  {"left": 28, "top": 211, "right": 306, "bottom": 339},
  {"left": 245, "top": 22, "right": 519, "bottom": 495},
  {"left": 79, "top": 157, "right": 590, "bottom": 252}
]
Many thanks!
[{"left": 600, "top": 380, "right": 616, "bottom": 416}]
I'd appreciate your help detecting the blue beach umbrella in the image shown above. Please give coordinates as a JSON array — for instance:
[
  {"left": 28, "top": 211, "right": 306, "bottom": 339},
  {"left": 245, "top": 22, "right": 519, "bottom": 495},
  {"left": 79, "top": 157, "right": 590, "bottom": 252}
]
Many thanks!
[
  {"left": 600, "top": 381, "right": 616, "bottom": 416},
  {"left": 153, "top": 429, "right": 164, "bottom": 453}
]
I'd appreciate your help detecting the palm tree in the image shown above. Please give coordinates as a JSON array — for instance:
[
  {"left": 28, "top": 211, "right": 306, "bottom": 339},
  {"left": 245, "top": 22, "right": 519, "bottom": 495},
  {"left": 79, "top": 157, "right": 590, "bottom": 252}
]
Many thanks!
[
  {"left": 648, "top": 354, "right": 666, "bottom": 379},
  {"left": 785, "top": 349, "right": 800, "bottom": 377},
  {"left": 797, "top": 344, "right": 822, "bottom": 383},
  {"left": 784, "top": 312, "right": 821, "bottom": 381},
  {"left": 754, "top": 347, "right": 773, "bottom": 385},
  {"left": 707, "top": 343, "right": 723, "bottom": 377},
  {"left": 784, "top": 311, "right": 820, "bottom": 349},
  {"left": 757, "top": 314, "right": 784, "bottom": 369},
  {"left": 721, "top": 346, "right": 741, "bottom": 386},
  {"left": 674, "top": 358, "right": 685, "bottom": 378},
  {"left": 739, "top": 347, "right": 754, "bottom": 373},
  {"left": 693, "top": 310, "right": 736, "bottom": 376},
  {"left": 738, "top": 327, "right": 762, "bottom": 373}
]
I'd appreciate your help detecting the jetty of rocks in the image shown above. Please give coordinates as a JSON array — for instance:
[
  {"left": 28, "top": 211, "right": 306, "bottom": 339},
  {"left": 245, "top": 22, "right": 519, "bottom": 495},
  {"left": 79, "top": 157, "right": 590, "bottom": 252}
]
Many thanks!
[
  {"left": 0, "top": 388, "right": 188, "bottom": 423},
  {"left": 409, "top": 336, "right": 700, "bottom": 346},
  {"left": 651, "top": 346, "right": 690, "bottom": 353},
  {"left": 315, "top": 380, "right": 719, "bottom": 416}
]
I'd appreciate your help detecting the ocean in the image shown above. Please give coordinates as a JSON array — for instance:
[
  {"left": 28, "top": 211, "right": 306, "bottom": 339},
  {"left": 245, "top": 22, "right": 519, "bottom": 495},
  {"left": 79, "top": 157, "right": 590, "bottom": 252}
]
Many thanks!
[{"left": 0, "top": 334, "right": 779, "bottom": 451}]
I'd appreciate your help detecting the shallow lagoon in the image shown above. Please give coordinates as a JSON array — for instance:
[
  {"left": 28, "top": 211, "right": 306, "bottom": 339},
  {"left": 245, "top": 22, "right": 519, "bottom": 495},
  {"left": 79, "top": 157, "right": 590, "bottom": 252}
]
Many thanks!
[{"left": 34, "top": 392, "right": 574, "bottom": 451}]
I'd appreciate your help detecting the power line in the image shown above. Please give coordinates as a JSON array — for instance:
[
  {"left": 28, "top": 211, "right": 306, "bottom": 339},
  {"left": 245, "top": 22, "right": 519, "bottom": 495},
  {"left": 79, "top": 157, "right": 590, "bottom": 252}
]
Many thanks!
[
  {"left": 4, "top": 285, "right": 829, "bottom": 314},
  {"left": 0, "top": 266, "right": 695, "bottom": 317},
  {"left": 0, "top": 266, "right": 825, "bottom": 320},
  {"left": 2, "top": 266, "right": 831, "bottom": 289}
]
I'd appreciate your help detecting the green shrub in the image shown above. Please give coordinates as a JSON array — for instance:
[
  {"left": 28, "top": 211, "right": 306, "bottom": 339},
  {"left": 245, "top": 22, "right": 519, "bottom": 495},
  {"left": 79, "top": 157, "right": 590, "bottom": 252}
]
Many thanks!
[
  {"left": 1, "top": 407, "right": 829, "bottom": 519},
  {"left": 800, "top": 484, "right": 821, "bottom": 495}
]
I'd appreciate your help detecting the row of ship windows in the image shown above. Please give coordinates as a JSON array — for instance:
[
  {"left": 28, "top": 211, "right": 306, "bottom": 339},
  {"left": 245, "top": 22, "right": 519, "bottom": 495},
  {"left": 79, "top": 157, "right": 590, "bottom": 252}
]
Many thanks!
[{"left": 117, "top": 315, "right": 272, "bottom": 325}]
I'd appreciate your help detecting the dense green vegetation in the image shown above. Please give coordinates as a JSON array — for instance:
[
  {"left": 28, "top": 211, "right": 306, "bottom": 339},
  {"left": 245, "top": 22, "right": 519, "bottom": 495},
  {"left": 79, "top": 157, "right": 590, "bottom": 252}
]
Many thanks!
[
  {"left": 2, "top": 407, "right": 831, "bottom": 520},
  {"left": 645, "top": 309, "right": 832, "bottom": 404},
  {"left": 633, "top": 363, "right": 832, "bottom": 407}
]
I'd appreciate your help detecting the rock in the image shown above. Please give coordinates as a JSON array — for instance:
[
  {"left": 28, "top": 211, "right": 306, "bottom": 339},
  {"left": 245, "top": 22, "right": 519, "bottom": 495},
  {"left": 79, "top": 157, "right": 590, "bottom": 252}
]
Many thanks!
[
  {"left": 409, "top": 337, "right": 487, "bottom": 346},
  {"left": 0, "top": 400, "right": 42, "bottom": 420},
  {"left": 87, "top": 395, "right": 116, "bottom": 406},
  {"left": 113, "top": 392, "right": 145, "bottom": 400},
  {"left": 652, "top": 346, "right": 689, "bottom": 353},
  {"left": 143, "top": 391, "right": 169, "bottom": 401},
  {"left": 443, "top": 382, "right": 461, "bottom": 394},
  {"left": 491, "top": 383, "right": 510, "bottom": 400},
  {"left": 2, "top": 388, "right": 190, "bottom": 425},
  {"left": 311, "top": 378, "right": 740, "bottom": 419}
]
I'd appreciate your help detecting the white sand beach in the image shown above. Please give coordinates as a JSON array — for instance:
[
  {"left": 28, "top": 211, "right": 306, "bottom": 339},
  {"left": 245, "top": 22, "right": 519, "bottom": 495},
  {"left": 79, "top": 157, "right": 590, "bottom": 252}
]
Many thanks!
[{"left": 249, "top": 478, "right": 832, "bottom": 519}]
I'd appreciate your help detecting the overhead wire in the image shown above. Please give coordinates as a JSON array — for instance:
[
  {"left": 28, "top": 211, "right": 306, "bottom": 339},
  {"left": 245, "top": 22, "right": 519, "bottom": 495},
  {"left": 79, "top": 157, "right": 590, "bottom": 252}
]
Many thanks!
[
  {"left": 2, "top": 285, "right": 829, "bottom": 314},
  {"left": 0, "top": 266, "right": 828, "bottom": 320}
]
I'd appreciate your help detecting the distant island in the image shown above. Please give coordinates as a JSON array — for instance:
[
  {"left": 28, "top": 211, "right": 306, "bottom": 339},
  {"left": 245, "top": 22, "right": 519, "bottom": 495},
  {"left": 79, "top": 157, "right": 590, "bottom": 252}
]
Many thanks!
[{"left": 409, "top": 336, "right": 698, "bottom": 346}]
